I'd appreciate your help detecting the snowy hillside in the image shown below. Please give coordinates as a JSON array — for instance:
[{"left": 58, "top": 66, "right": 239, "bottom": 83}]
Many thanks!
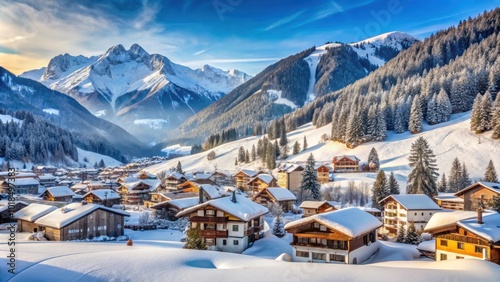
[{"left": 147, "top": 111, "right": 499, "bottom": 190}]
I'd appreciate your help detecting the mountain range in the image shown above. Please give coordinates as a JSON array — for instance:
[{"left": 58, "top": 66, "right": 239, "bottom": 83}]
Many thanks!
[{"left": 21, "top": 44, "right": 251, "bottom": 143}]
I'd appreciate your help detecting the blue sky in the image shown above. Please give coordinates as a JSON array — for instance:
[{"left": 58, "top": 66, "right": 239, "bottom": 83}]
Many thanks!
[{"left": 0, "top": 0, "right": 499, "bottom": 75}]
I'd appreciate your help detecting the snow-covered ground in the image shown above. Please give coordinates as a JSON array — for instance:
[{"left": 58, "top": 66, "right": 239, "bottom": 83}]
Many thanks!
[
  {"left": 42, "top": 108, "right": 60, "bottom": 115},
  {"left": 147, "top": 111, "right": 499, "bottom": 191},
  {"left": 267, "top": 89, "right": 298, "bottom": 109},
  {"left": 1, "top": 228, "right": 499, "bottom": 281},
  {"left": 134, "top": 119, "right": 170, "bottom": 130},
  {"left": 161, "top": 144, "right": 192, "bottom": 157},
  {"left": 77, "top": 148, "right": 122, "bottom": 167}
]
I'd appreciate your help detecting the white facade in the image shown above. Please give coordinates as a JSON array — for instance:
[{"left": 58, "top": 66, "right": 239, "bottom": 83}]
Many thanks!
[
  {"left": 383, "top": 201, "right": 440, "bottom": 233},
  {"left": 436, "top": 249, "right": 486, "bottom": 261}
]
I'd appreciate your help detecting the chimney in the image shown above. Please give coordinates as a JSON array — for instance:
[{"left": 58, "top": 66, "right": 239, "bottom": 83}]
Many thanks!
[
  {"left": 231, "top": 190, "right": 237, "bottom": 203},
  {"left": 477, "top": 207, "right": 483, "bottom": 224},
  {"left": 198, "top": 187, "right": 204, "bottom": 204},
  {"left": 81, "top": 200, "right": 87, "bottom": 205}
]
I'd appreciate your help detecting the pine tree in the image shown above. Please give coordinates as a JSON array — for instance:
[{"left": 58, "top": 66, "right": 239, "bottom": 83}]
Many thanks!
[
  {"left": 479, "top": 91, "right": 493, "bottom": 132},
  {"left": 448, "top": 158, "right": 462, "bottom": 192},
  {"left": 491, "top": 196, "right": 500, "bottom": 213},
  {"left": 371, "top": 170, "right": 389, "bottom": 209},
  {"left": 436, "top": 88, "right": 452, "bottom": 123},
  {"left": 245, "top": 150, "right": 250, "bottom": 163},
  {"left": 367, "top": 147, "right": 380, "bottom": 170},
  {"left": 272, "top": 214, "right": 286, "bottom": 238},
  {"left": 234, "top": 158, "right": 238, "bottom": 166},
  {"left": 404, "top": 222, "right": 421, "bottom": 245},
  {"left": 266, "top": 142, "right": 276, "bottom": 170},
  {"left": 176, "top": 161, "right": 183, "bottom": 174},
  {"left": 292, "top": 141, "right": 300, "bottom": 155},
  {"left": 409, "top": 95, "right": 423, "bottom": 134},
  {"left": 299, "top": 154, "right": 321, "bottom": 202},
  {"left": 484, "top": 159, "right": 499, "bottom": 183},
  {"left": 388, "top": 172, "right": 400, "bottom": 194},
  {"left": 279, "top": 118, "right": 288, "bottom": 146},
  {"left": 460, "top": 162, "right": 472, "bottom": 190},
  {"left": 426, "top": 93, "right": 438, "bottom": 125},
  {"left": 280, "top": 145, "right": 289, "bottom": 159},
  {"left": 238, "top": 146, "right": 246, "bottom": 163},
  {"left": 492, "top": 94, "right": 500, "bottom": 139},
  {"left": 438, "top": 173, "right": 448, "bottom": 193},
  {"left": 396, "top": 224, "right": 406, "bottom": 243},
  {"left": 302, "top": 136, "right": 308, "bottom": 151},
  {"left": 406, "top": 137, "right": 438, "bottom": 197},
  {"left": 345, "top": 105, "right": 364, "bottom": 148},
  {"left": 470, "top": 93, "right": 483, "bottom": 133},
  {"left": 184, "top": 228, "right": 207, "bottom": 250},
  {"left": 251, "top": 145, "right": 256, "bottom": 161},
  {"left": 99, "top": 159, "right": 105, "bottom": 168}
]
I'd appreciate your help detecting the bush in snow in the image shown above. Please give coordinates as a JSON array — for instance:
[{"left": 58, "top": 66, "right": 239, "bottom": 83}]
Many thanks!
[
  {"left": 184, "top": 228, "right": 207, "bottom": 250},
  {"left": 404, "top": 222, "right": 421, "bottom": 245}
]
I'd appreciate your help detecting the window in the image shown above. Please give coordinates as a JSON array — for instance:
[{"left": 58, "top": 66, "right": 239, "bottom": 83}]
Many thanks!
[
  {"left": 457, "top": 242, "right": 464, "bottom": 250},
  {"left": 330, "top": 254, "right": 345, "bottom": 262},
  {"left": 440, "top": 253, "right": 447, "bottom": 261},
  {"left": 475, "top": 246, "right": 484, "bottom": 254},
  {"left": 440, "top": 240, "right": 448, "bottom": 247},
  {"left": 223, "top": 239, "right": 227, "bottom": 246},
  {"left": 363, "top": 235, "right": 368, "bottom": 245},
  {"left": 232, "top": 225, "right": 239, "bottom": 232},
  {"left": 206, "top": 210, "right": 215, "bottom": 216},
  {"left": 310, "top": 238, "right": 317, "bottom": 244},
  {"left": 369, "top": 232, "right": 375, "bottom": 243},
  {"left": 429, "top": 213, "right": 432, "bottom": 215},
  {"left": 233, "top": 240, "right": 239, "bottom": 245},
  {"left": 296, "top": 251, "right": 309, "bottom": 258},
  {"left": 312, "top": 252, "right": 326, "bottom": 260},
  {"left": 298, "top": 237, "right": 308, "bottom": 244},
  {"left": 456, "top": 256, "right": 464, "bottom": 259},
  {"left": 321, "top": 239, "right": 327, "bottom": 245},
  {"left": 313, "top": 222, "right": 319, "bottom": 228},
  {"left": 414, "top": 212, "right": 417, "bottom": 216},
  {"left": 320, "top": 225, "right": 327, "bottom": 231}
]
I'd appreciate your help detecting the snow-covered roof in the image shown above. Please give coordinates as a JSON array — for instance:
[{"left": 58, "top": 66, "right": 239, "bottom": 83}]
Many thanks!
[
  {"left": 247, "top": 174, "right": 274, "bottom": 185},
  {"left": 123, "top": 179, "right": 160, "bottom": 191},
  {"left": 38, "top": 174, "right": 56, "bottom": 180},
  {"left": 237, "top": 169, "right": 259, "bottom": 177},
  {"left": 160, "top": 191, "right": 198, "bottom": 200},
  {"left": 14, "top": 203, "right": 58, "bottom": 222},
  {"left": 434, "top": 193, "right": 464, "bottom": 203},
  {"left": 417, "top": 240, "right": 436, "bottom": 253},
  {"left": 153, "top": 197, "right": 201, "bottom": 210},
  {"left": 195, "top": 173, "right": 212, "bottom": 180},
  {"left": 35, "top": 203, "right": 129, "bottom": 229},
  {"left": 278, "top": 164, "right": 303, "bottom": 173},
  {"left": 357, "top": 207, "right": 381, "bottom": 213},
  {"left": 333, "top": 155, "right": 360, "bottom": 162},
  {"left": 299, "top": 200, "right": 331, "bottom": 209},
  {"left": 17, "top": 172, "right": 37, "bottom": 177},
  {"left": 424, "top": 210, "right": 477, "bottom": 232},
  {"left": 265, "top": 187, "right": 297, "bottom": 201},
  {"left": 199, "top": 184, "right": 222, "bottom": 199},
  {"left": 457, "top": 212, "right": 500, "bottom": 242},
  {"left": 0, "top": 200, "right": 28, "bottom": 212},
  {"left": 168, "top": 173, "right": 186, "bottom": 180},
  {"left": 455, "top": 182, "right": 500, "bottom": 197},
  {"left": 177, "top": 194, "right": 268, "bottom": 221},
  {"left": 379, "top": 194, "right": 442, "bottom": 210},
  {"left": 83, "top": 189, "right": 121, "bottom": 200},
  {"left": 5, "top": 178, "right": 40, "bottom": 186},
  {"left": 284, "top": 207, "right": 382, "bottom": 238},
  {"left": 44, "top": 186, "right": 75, "bottom": 197}
]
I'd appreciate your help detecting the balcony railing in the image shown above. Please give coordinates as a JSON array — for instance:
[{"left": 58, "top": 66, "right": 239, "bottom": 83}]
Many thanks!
[
  {"left": 201, "top": 230, "right": 228, "bottom": 238},
  {"left": 190, "top": 216, "right": 228, "bottom": 223},
  {"left": 245, "top": 225, "right": 263, "bottom": 236},
  {"left": 440, "top": 234, "right": 489, "bottom": 246}
]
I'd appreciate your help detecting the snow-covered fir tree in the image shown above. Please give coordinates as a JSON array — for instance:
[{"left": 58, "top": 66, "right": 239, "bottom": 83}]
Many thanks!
[
  {"left": 484, "top": 159, "right": 498, "bottom": 183},
  {"left": 251, "top": 145, "right": 256, "bottom": 161},
  {"left": 292, "top": 141, "right": 300, "bottom": 155},
  {"left": 406, "top": 137, "right": 438, "bottom": 197},
  {"left": 460, "top": 162, "right": 472, "bottom": 190},
  {"left": 408, "top": 95, "right": 423, "bottom": 134},
  {"left": 480, "top": 91, "right": 493, "bottom": 132},
  {"left": 299, "top": 153, "right": 321, "bottom": 202},
  {"left": 345, "top": 103, "right": 364, "bottom": 148},
  {"left": 438, "top": 173, "right": 448, "bottom": 193},
  {"left": 371, "top": 170, "right": 389, "bottom": 209},
  {"left": 279, "top": 118, "right": 288, "bottom": 146},
  {"left": 388, "top": 172, "right": 400, "bottom": 194},
  {"left": 238, "top": 146, "right": 246, "bottom": 163},
  {"left": 426, "top": 93, "right": 438, "bottom": 125},
  {"left": 396, "top": 224, "right": 406, "bottom": 243},
  {"left": 393, "top": 103, "right": 407, "bottom": 133},
  {"left": 470, "top": 93, "right": 483, "bottom": 133},
  {"left": 448, "top": 157, "right": 462, "bottom": 192},
  {"left": 176, "top": 161, "right": 183, "bottom": 174},
  {"left": 404, "top": 222, "right": 421, "bottom": 245},
  {"left": 436, "top": 88, "right": 452, "bottom": 122},
  {"left": 266, "top": 142, "right": 276, "bottom": 169},
  {"left": 280, "top": 145, "right": 289, "bottom": 160},
  {"left": 492, "top": 93, "right": 500, "bottom": 139},
  {"left": 272, "top": 214, "right": 286, "bottom": 237},
  {"left": 491, "top": 196, "right": 500, "bottom": 213},
  {"left": 368, "top": 147, "right": 380, "bottom": 169},
  {"left": 302, "top": 136, "right": 308, "bottom": 151}
]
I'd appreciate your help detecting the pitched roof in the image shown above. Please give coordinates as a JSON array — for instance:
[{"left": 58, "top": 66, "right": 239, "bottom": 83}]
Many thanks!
[
  {"left": 284, "top": 207, "right": 382, "bottom": 238},
  {"left": 5, "top": 178, "right": 40, "bottom": 186},
  {"left": 247, "top": 174, "right": 274, "bottom": 185},
  {"left": 264, "top": 187, "right": 297, "bottom": 201},
  {"left": 44, "top": 186, "right": 75, "bottom": 197},
  {"left": 35, "top": 203, "right": 129, "bottom": 229},
  {"left": 299, "top": 200, "right": 331, "bottom": 209},
  {"left": 278, "top": 164, "right": 304, "bottom": 173},
  {"left": 379, "top": 194, "right": 442, "bottom": 210},
  {"left": 152, "top": 197, "right": 200, "bottom": 210},
  {"left": 168, "top": 173, "right": 186, "bottom": 180},
  {"left": 454, "top": 182, "right": 500, "bottom": 197},
  {"left": 457, "top": 212, "right": 500, "bottom": 242},
  {"left": 177, "top": 194, "right": 268, "bottom": 221},
  {"left": 13, "top": 203, "right": 58, "bottom": 222},
  {"left": 83, "top": 189, "right": 121, "bottom": 200},
  {"left": 0, "top": 200, "right": 28, "bottom": 212},
  {"left": 434, "top": 193, "right": 464, "bottom": 203},
  {"left": 199, "top": 184, "right": 222, "bottom": 200},
  {"left": 424, "top": 210, "right": 478, "bottom": 232},
  {"left": 333, "top": 155, "right": 360, "bottom": 162},
  {"left": 38, "top": 174, "right": 56, "bottom": 180},
  {"left": 237, "top": 169, "right": 259, "bottom": 177}
]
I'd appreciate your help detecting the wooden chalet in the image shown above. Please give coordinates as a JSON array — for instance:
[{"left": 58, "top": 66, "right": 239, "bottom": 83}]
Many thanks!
[
  {"left": 15, "top": 203, "right": 58, "bottom": 233},
  {"left": 164, "top": 173, "right": 187, "bottom": 189},
  {"left": 434, "top": 193, "right": 464, "bottom": 210},
  {"left": 40, "top": 186, "right": 75, "bottom": 202},
  {"left": 299, "top": 201, "right": 336, "bottom": 217},
  {"left": 17, "top": 202, "right": 129, "bottom": 241},
  {"left": 87, "top": 181, "right": 114, "bottom": 191},
  {"left": 332, "top": 155, "right": 360, "bottom": 172},
  {"left": 425, "top": 210, "right": 500, "bottom": 264},
  {"left": 277, "top": 164, "right": 304, "bottom": 191},
  {"left": 285, "top": 207, "right": 382, "bottom": 264},
  {"left": 315, "top": 164, "right": 331, "bottom": 183},
  {"left": 454, "top": 182, "right": 500, "bottom": 211},
  {"left": 233, "top": 169, "right": 262, "bottom": 190},
  {"left": 34, "top": 165, "right": 58, "bottom": 175},
  {"left": 83, "top": 189, "right": 121, "bottom": 207},
  {"left": 379, "top": 194, "right": 442, "bottom": 236},
  {"left": 247, "top": 174, "right": 277, "bottom": 193},
  {"left": 252, "top": 187, "right": 297, "bottom": 212},
  {"left": 210, "top": 171, "right": 229, "bottom": 185},
  {"left": 118, "top": 179, "right": 160, "bottom": 205},
  {"left": 176, "top": 192, "right": 269, "bottom": 253},
  {"left": 0, "top": 178, "right": 40, "bottom": 194},
  {"left": 37, "top": 174, "right": 57, "bottom": 187},
  {"left": 151, "top": 197, "right": 201, "bottom": 220},
  {"left": 0, "top": 201, "right": 28, "bottom": 224}
]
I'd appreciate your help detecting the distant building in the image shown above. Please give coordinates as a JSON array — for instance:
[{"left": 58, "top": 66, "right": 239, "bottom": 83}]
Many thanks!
[
  {"left": 285, "top": 207, "right": 382, "bottom": 264},
  {"left": 315, "top": 164, "right": 331, "bottom": 183},
  {"left": 434, "top": 193, "right": 464, "bottom": 210},
  {"left": 332, "top": 155, "right": 360, "bottom": 172},
  {"left": 83, "top": 189, "right": 121, "bottom": 207},
  {"left": 425, "top": 210, "right": 500, "bottom": 264},
  {"left": 233, "top": 169, "right": 262, "bottom": 190},
  {"left": 299, "top": 201, "right": 336, "bottom": 217},
  {"left": 0, "top": 200, "right": 28, "bottom": 224},
  {"left": 246, "top": 174, "right": 277, "bottom": 193},
  {"left": 252, "top": 187, "right": 297, "bottom": 212},
  {"left": 37, "top": 174, "right": 57, "bottom": 187},
  {"left": 118, "top": 179, "right": 160, "bottom": 205},
  {"left": 378, "top": 194, "right": 442, "bottom": 236},
  {"left": 277, "top": 164, "right": 304, "bottom": 191},
  {"left": 39, "top": 186, "right": 75, "bottom": 202},
  {"left": 176, "top": 192, "right": 268, "bottom": 253},
  {"left": 0, "top": 178, "right": 40, "bottom": 194},
  {"left": 164, "top": 173, "right": 187, "bottom": 190},
  {"left": 454, "top": 182, "right": 500, "bottom": 211}
]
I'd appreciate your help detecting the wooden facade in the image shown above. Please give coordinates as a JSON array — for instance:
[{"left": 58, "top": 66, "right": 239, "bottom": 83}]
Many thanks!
[
  {"left": 316, "top": 165, "right": 330, "bottom": 183},
  {"left": 0, "top": 202, "right": 28, "bottom": 224},
  {"left": 234, "top": 170, "right": 259, "bottom": 190},
  {"left": 454, "top": 182, "right": 500, "bottom": 211},
  {"left": 252, "top": 188, "right": 295, "bottom": 212},
  {"left": 247, "top": 175, "right": 277, "bottom": 193},
  {"left": 300, "top": 201, "right": 336, "bottom": 217},
  {"left": 277, "top": 165, "right": 304, "bottom": 191},
  {"left": 332, "top": 156, "right": 360, "bottom": 172}
]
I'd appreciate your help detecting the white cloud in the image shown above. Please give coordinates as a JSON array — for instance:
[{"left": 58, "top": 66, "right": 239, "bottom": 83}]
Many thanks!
[{"left": 263, "top": 10, "right": 305, "bottom": 31}]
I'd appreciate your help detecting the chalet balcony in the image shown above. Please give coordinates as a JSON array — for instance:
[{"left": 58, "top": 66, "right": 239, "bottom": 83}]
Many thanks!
[
  {"left": 292, "top": 242, "right": 348, "bottom": 250},
  {"left": 190, "top": 216, "right": 228, "bottom": 223},
  {"left": 440, "top": 233, "right": 489, "bottom": 246},
  {"left": 201, "top": 230, "right": 228, "bottom": 238},
  {"left": 244, "top": 225, "right": 263, "bottom": 236}
]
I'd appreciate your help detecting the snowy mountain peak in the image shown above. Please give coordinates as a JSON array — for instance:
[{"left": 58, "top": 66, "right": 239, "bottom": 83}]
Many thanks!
[
  {"left": 129, "top": 43, "right": 149, "bottom": 59},
  {"left": 352, "top": 31, "right": 419, "bottom": 49},
  {"left": 42, "top": 53, "right": 95, "bottom": 81}
]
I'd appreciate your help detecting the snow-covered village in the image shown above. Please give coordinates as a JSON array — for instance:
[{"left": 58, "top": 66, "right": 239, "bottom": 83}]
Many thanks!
[{"left": 2, "top": 1, "right": 500, "bottom": 281}]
